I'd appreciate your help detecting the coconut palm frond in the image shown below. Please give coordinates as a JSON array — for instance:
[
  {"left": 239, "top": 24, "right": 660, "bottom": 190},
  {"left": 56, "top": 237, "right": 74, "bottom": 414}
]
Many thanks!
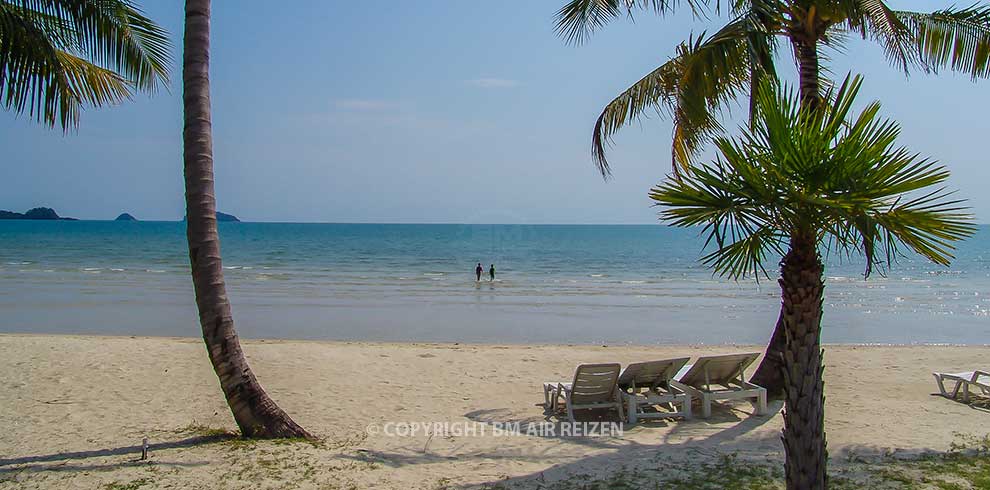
[
  {"left": 850, "top": 0, "right": 918, "bottom": 74},
  {"left": 554, "top": 0, "right": 710, "bottom": 44},
  {"left": 592, "top": 17, "right": 767, "bottom": 177},
  {"left": 896, "top": 4, "right": 990, "bottom": 79},
  {"left": 0, "top": 0, "right": 171, "bottom": 129}
]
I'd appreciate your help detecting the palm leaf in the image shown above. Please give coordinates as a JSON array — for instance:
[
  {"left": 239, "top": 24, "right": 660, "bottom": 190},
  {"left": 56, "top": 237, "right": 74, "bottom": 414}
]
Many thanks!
[
  {"left": 0, "top": 0, "right": 171, "bottom": 129},
  {"left": 652, "top": 74, "right": 975, "bottom": 280},
  {"left": 591, "top": 17, "right": 765, "bottom": 177},
  {"left": 554, "top": 0, "right": 708, "bottom": 44},
  {"left": 896, "top": 4, "right": 990, "bottom": 79},
  {"left": 850, "top": 0, "right": 918, "bottom": 74}
]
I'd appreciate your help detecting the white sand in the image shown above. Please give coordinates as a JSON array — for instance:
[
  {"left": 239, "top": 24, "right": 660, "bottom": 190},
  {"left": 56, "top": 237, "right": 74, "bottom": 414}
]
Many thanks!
[{"left": 0, "top": 334, "right": 986, "bottom": 489}]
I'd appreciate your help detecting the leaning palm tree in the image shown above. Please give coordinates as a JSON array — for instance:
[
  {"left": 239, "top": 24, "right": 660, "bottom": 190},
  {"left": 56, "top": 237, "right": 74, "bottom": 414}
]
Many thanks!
[
  {"left": 557, "top": 0, "right": 990, "bottom": 394},
  {"left": 652, "top": 75, "right": 973, "bottom": 489},
  {"left": 0, "top": 0, "right": 171, "bottom": 129},
  {"left": 183, "top": 0, "right": 311, "bottom": 439}
]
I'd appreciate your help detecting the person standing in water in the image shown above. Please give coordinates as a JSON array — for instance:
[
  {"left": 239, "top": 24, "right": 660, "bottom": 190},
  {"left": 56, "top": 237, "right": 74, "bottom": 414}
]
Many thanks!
[
  {"left": 475, "top": 263, "right": 483, "bottom": 282},
  {"left": 489, "top": 264, "right": 496, "bottom": 282}
]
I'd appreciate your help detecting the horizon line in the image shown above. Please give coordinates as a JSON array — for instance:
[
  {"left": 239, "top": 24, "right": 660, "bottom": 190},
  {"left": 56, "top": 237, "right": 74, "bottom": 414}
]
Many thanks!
[{"left": 8, "top": 219, "right": 990, "bottom": 226}]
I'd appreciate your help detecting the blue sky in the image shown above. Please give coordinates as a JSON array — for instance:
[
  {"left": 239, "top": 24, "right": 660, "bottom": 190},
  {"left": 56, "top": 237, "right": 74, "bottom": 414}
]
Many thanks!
[{"left": 1, "top": 0, "right": 987, "bottom": 223}]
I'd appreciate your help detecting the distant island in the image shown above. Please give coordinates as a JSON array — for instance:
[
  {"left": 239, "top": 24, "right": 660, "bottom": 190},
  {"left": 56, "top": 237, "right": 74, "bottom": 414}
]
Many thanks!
[
  {"left": 1, "top": 209, "right": 241, "bottom": 222},
  {"left": 183, "top": 212, "right": 240, "bottom": 222},
  {"left": 0, "top": 207, "right": 77, "bottom": 220},
  {"left": 216, "top": 212, "right": 239, "bottom": 222}
]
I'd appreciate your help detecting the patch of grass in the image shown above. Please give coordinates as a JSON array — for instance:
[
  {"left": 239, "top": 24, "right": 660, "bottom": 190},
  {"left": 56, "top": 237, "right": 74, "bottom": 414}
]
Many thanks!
[
  {"left": 270, "top": 435, "right": 325, "bottom": 448},
  {"left": 909, "top": 452, "right": 990, "bottom": 489},
  {"left": 176, "top": 423, "right": 237, "bottom": 438},
  {"left": 482, "top": 456, "right": 782, "bottom": 490},
  {"left": 102, "top": 478, "right": 152, "bottom": 490},
  {"left": 661, "top": 454, "right": 781, "bottom": 489},
  {"left": 483, "top": 435, "right": 990, "bottom": 490}
]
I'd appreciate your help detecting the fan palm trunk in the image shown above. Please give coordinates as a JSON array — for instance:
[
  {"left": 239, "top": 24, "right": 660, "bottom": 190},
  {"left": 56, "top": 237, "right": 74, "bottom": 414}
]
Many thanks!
[
  {"left": 183, "top": 0, "right": 312, "bottom": 439},
  {"left": 750, "top": 34, "right": 824, "bottom": 397},
  {"left": 779, "top": 230, "right": 828, "bottom": 490}
]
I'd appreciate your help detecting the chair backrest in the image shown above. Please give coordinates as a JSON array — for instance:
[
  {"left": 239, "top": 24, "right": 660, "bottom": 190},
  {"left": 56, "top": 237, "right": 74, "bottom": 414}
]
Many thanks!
[
  {"left": 677, "top": 353, "right": 760, "bottom": 390},
  {"left": 569, "top": 363, "right": 621, "bottom": 404},
  {"left": 618, "top": 357, "right": 690, "bottom": 391}
]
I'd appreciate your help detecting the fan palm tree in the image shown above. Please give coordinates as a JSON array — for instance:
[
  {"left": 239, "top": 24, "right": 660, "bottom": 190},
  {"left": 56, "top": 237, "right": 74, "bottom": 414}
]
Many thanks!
[
  {"left": 0, "top": 0, "right": 171, "bottom": 130},
  {"left": 183, "top": 0, "right": 311, "bottom": 439},
  {"left": 652, "top": 74, "right": 973, "bottom": 489},
  {"left": 556, "top": 0, "right": 990, "bottom": 394}
]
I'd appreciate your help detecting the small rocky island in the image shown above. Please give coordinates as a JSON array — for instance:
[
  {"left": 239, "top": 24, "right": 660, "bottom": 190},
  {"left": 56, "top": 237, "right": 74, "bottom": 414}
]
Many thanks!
[
  {"left": 0, "top": 207, "right": 77, "bottom": 220},
  {"left": 182, "top": 212, "right": 240, "bottom": 222},
  {"left": 115, "top": 213, "right": 138, "bottom": 221}
]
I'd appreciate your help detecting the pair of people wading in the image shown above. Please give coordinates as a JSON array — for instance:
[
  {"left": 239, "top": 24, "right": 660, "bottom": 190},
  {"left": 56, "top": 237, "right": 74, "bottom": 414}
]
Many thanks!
[{"left": 475, "top": 263, "right": 495, "bottom": 282}]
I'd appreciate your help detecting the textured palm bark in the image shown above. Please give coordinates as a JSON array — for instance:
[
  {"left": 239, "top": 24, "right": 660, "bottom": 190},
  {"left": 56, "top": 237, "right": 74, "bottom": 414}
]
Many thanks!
[
  {"left": 183, "top": 0, "right": 312, "bottom": 439},
  {"left": 794, "top": 37, "right": 822, "bottom": 111},
  {"left": 750, "top": 32, "right": 824, "bottom": 398},
  {"left": 750, "top": 312, "right": 786, "bottom": 398},
  {"left": 779, "top": 231, "right": 828, "bottom": 490}
]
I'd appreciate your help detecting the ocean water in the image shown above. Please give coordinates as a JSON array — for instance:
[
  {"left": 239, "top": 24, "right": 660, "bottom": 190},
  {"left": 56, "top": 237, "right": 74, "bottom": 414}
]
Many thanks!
[{"left": 1, "top": 221, "right": 988, "bottom": 345}]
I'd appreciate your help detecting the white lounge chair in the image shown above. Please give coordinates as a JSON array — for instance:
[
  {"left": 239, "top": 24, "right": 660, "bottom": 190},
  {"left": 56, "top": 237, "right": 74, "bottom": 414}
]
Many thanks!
[
  {"left": 618, "top": 357, "right": 692, "bottom": 424},
  {"left": 543, "top": 363, "right": 624, "bottom": 422},
  {"left": 670, "top": 353, "right": 767, "bottom": 418},
  {"left": 933, "top": 370, "right": 990, "bottom": 403}
]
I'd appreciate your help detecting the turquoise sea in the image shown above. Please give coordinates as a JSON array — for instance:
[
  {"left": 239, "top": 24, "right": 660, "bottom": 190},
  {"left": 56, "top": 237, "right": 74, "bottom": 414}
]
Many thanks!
[{"left": 1, "top": 221, "right": 988, "bottom": 344}]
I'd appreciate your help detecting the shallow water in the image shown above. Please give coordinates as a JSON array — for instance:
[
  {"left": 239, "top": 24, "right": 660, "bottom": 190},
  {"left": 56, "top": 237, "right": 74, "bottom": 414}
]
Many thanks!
[{"left": 1, "top": 221, "right": 988, "bottom": 344}]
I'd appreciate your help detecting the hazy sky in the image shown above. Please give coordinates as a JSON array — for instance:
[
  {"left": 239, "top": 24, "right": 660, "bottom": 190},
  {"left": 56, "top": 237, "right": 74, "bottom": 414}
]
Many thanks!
[{"left": 1, "top": 0, "right": 987, "bottom": 223}]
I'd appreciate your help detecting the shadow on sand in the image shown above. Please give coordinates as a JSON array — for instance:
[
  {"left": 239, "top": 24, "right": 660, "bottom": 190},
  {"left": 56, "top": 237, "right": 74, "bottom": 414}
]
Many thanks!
[
  {"left": 342, "top": 400, "right": 784, "bottom": 481},
  {"left": 0, "top": 433, "right": 235, "bottom": 474}
]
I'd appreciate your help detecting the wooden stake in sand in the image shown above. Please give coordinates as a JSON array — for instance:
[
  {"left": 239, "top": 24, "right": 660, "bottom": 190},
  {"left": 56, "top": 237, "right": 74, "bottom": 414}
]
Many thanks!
[{"left": 141, "top": 438, "right": 148, "bottom": 460}]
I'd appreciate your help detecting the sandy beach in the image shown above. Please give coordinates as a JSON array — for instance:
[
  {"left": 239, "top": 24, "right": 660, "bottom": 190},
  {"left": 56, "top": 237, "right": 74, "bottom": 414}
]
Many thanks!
[{"left": 0, "top": 334, "right": 986, "bottom": 489}]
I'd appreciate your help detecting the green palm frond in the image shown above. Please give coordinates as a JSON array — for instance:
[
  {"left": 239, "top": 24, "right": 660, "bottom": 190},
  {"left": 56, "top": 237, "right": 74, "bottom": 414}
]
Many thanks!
[
  {"left": 0, "top": 0, "right": 171, "bottom": 129},
  {"left": 651, "top": 74, "right": 974, "bottom": 280},
  {"left": 591, "top": 17, "right": 772, "bottom": 178},
  {"left": 554, "top": 0, "right": 709, "bottom": 44},
  {"left": 895, "top": 4, "right": 990, "bottom": 79},
  {"left": 846, "top": 0, "right": 918, "bottom": 74}
]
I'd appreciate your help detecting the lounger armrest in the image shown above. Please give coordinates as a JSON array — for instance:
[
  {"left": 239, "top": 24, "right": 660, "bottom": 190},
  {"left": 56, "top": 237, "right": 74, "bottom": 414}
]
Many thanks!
[
  {"left": 974, "top": 370, "right": 990, "bottom": 379},
  {"left": 741, "top": 381, "right": 765, "bottom": 391},
  {"left": 670, "top": 380, "right": 701, "bottom": 397},
  {"left": 665, "top": 383, "right": 688, "bottom": 396}
]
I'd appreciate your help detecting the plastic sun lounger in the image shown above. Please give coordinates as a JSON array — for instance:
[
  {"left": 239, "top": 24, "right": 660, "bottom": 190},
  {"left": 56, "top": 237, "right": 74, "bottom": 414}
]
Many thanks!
[
  {"left": 543, "top": 363, "right": 624, "bottom": 423},
  {"left": 933, "top": 370, "right": 990, "bottom": 403},
  {"left": 670, "top": 353, "right": 768, "bottom": 419},
  {"left": 617, "top": 357, "right": 692, "bottom": 424}
]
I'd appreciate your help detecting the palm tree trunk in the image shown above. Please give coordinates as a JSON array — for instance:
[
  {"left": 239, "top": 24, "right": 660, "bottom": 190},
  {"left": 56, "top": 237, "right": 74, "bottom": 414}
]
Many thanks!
[
  {"left": 779, "top": 230, "right": 828, "bottom": 490},
  {"left": 750, "top": 34, "right": 823, "bottom": 398},
  {"left": 794, "top": 37, "right": 822, "bottom": 111},
  {"left": 183, "top": 0, "right": 312, "bottom": 439},
  {"left": 749, "top": 310, "right": 786, "bottom": 397}
]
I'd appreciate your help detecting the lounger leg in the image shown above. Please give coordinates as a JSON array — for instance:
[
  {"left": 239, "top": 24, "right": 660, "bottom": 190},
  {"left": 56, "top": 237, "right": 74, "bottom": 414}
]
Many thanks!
[
  {"left": 963, "top": 383, "right": 971, "bottom": 403},
  {"left": 615, "top": 387, "right": 627, "bottom": 424},
  {"left": 566, "top": 396, "right": 576, "bottom": 423},
  {"left": 682, "top": 394, "right": 692, "bottom": 420},
  {"left": 756, "top": 388, "right": 767, "bottom": 415},
  {"left": 627, "top": 396, "right": 637, "bottom": 425},
  {"left": 933, "top": 373, "right": 949, "bottom": 397}
]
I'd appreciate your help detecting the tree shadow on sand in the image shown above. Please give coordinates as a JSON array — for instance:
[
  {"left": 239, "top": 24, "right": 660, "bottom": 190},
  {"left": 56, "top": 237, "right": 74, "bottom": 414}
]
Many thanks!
[
  {"left": 930, "top": 393, "right": 990, "bottom": 414},
  {"left": 0, "top": 433, "right": 235, "bottom": 474},
  {"left": 342, "top": 400, "right": 784, "bottom": 476}
]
